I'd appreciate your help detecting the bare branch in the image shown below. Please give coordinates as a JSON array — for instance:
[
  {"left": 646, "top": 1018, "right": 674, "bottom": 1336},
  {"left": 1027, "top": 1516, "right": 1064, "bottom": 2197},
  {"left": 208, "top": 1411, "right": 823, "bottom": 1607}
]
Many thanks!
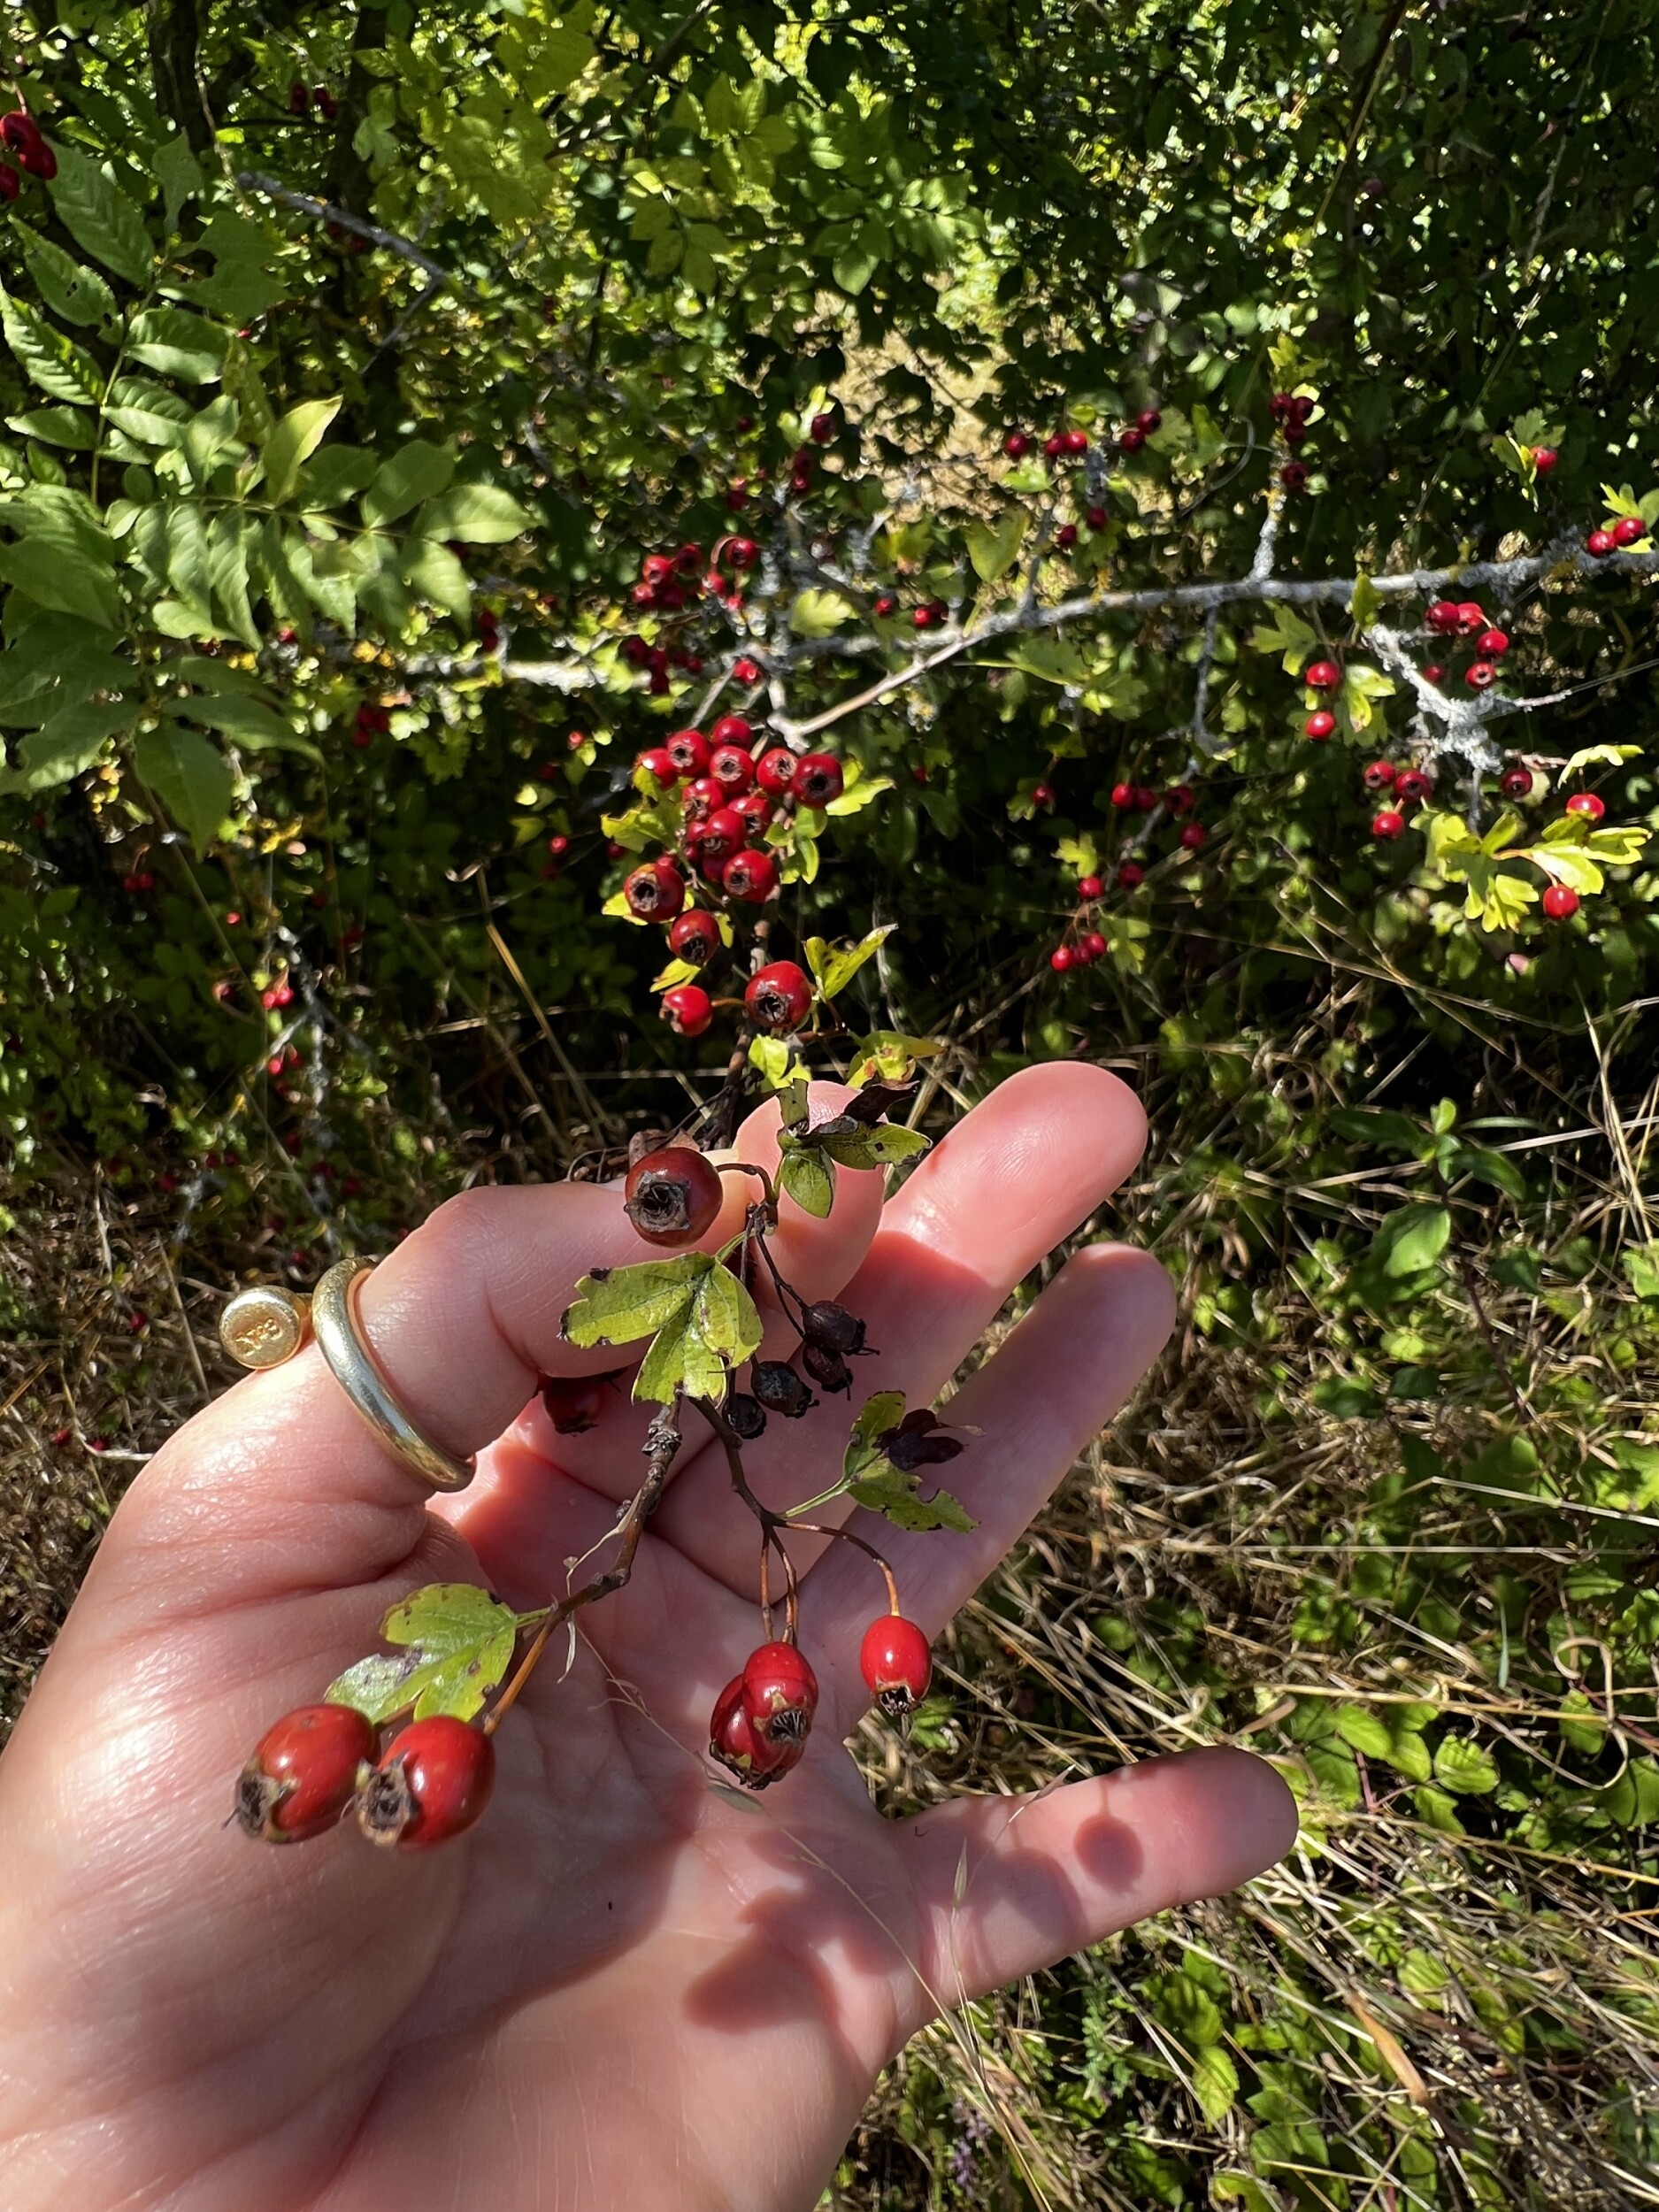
[{"left": 236, "top": 171, "right": 455, "bottom": 290}]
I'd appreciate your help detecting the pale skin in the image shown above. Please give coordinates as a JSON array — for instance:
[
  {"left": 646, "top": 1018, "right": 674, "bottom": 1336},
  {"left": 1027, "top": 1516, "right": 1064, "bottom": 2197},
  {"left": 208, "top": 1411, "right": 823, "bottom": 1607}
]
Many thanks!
[{"left": 0, "top": 1063, "right": 1296, "bottom": 2210}]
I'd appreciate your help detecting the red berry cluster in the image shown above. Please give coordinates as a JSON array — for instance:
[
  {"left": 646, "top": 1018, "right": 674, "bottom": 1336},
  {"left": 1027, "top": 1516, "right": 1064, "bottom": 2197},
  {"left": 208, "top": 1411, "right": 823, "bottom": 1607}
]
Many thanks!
[
  {"left": 236, "top": 1703, "right": 494, "bottom": 1853},
  {"left": 1424, "top": 597, "right": 1509, "bottom": 690},
  {"left": 1585, "top": 513, "right": 1649, "bottom": 559},
  {"left": 710, "top": 1615, "right": 933, "bottom": 1786},
  {"left": 1271, "top": 388, "right": 1317, "bottom": 494},
  {"left": 0, "top": 107, "right": 56, "bottom": 198},
  {"left": 288, "top": 80, "right": 339, "bottom": 119}
]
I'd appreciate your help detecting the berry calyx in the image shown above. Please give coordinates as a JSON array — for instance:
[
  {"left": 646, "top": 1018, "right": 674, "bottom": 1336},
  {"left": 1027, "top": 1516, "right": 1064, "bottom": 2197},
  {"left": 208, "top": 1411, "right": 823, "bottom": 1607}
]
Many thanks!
[
  {"left": 1305, "top": 658, "right": 1341, "bottom": 691},
  {"left": 624, "top": 859, "right": 685, "bottom": 921},
  {"left": 661, "top": 983, "right": 713, "bottom": 1037},
  {"left": 741, "top": 1640, "right": 818, "bottom": 1749},
  {"left": 1565, "top": 792, "right": 1606, "bottom": 822},
  {"left": 722, "top": 848, "right": 778, "bottom": 903},
  {"left": 1466, "top": 660, "right": 1498, "bottom": 690},
  {"left": 756, "top": 746, "right": 799, "bottom": 797},
  {"left": 1541, "top": 884, "right": 1580, "bottom": 920},
  {"left": 235, "top": 1703, "right": 374, "bottom": 1844},
  {"left": 708, "top": 743, "right": 753, "bottom": 795},
  {"left": 791, "top": 754, "right": 844, "bottom": 807},
  {"left": 357, "top": 1717, "right": 495, "bottom": 1851},
  {"left": 1304, "top": 710, "right": 1336, "bottom": 741},
  {"left": 744, "top": 960, "right": 812, "bottom": 1032},
  {"left": 542, "top": 1371, "right": 613, "bottom": 1434},
  {"left": 859, "top": 1615, "right": 933, "bottom": 1717},
  {"left": 668, "top": 909, "right": 722, "bottom": 964},
  {"left": 1500, "top": 766, "right": 1533, "bottom": 801},
  {"left": 1363, "top": 760, "right": 1398, "bottom": 793},
  {"left": 1371, "top": 809, "right": 1406, "bottom": 841},
  {"left": 1394, "top": 768, "right": 1432, "bottom": 804},
  {"left": 623, "top": 1143, "right": 725, "bottom": 1245}
]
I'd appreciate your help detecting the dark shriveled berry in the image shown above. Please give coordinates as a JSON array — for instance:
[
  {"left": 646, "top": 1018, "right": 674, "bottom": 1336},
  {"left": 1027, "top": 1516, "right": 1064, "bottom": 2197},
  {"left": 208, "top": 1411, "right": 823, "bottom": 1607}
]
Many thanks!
[
  {"left": 541, "top": 1371, "right": 615, "bottom": 1435},
  {"left": 752, "top": 1360, "right": 815, "bottom": 1417},
  {"left": 724, "top": 1391, "right": 767, "bottom": 1441},
  {"left": 624, "top": 1144, "right": 725, "bottom": 1247},
  {"left": 799, "top": 1299, "right": 867, "bottom": 1354},
  {"left": 801, "top": 1342, "right": 852, "bottom": 1394}
]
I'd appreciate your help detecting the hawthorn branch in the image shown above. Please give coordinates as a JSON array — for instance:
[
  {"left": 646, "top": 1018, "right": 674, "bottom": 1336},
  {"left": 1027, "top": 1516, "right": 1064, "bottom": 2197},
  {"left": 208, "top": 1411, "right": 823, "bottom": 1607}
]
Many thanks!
[{"left": 236, "top": 171, "right": 456, "bottom": 290}]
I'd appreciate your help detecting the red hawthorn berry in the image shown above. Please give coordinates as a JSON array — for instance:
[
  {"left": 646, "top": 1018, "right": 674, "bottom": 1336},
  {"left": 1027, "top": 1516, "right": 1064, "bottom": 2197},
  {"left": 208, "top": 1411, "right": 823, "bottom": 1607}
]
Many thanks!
[
  {"left": 726, "top": 537, "right": 760, "bottom": 570},
  {"left": 1118, "top": 426, "right": 1146, "bottom": 454},
  {"left": 1179, "top": 822, "right": 1207, "bottom": 851},
  {"left": 1541, "top": 884, "right": 1580, "bottom": 920},
  {"left": 661, "top": 982, "right": 713, "bottom": 1037},
  {"left": 810, "top": 411, "right": 837, "bottom": 444},
  {"left": 1455, "top": 602, "right": 1486, "bottom": 634},
  {"left": 745, "top": 959, "right": 812, "bottom": 1031},
  {"left": 709, "top": 744, "right": 753, "bottom": 795},
  {"left": 710, "top": 1676, "right": 788, "bottom": 1786},
  {"left": 1165, "top": 784, "right": 1195, "bottom": 815},
  {"left": 1077, "top": 929, "right": 1108, "bottom": 962},
  {"left": 1287, "top": 394, "right": 1317, "bottom": 423},
  {"left": 1305, "top": 710, "right": 1336, "bottom": 741},
  {"left": 1363, "top": 760, "right": 1398, "bottom": 793},
  {"left": 0, "top": 165, "right": 19, "bottom": 203},
  {"left": 236, "top": 1703, "right": 374, "bottom": 1845},
  {"left": 666, "top": 727, "right": 710, "bottom": 778},
  {"left": 912, "top": 604, "right": 938, "bottom": 632},
  {"left": 1049, "top": 944, "right": 1074, "bottom": 972},
  {"left": 1394, "top": 769, "right": 1432, "bottom": 803},
  {"left": 874, "top": 593, "right": 898, "bottom": 617},
  {"left": 1270, "top": 391, "right": 1294, "bottom": 421},
  {"left": 710, "top": 712, "right": 752, "bottom": 751},
  {"left": 733, "top": 656, "right": 764, "bottom": 685},
  {"left": 1042, "top": 433, "right": 1065, "bottom": 459},
  {"left": 681, "top": 775, "right": 724, "bottom": 821},
  {"left": 1425, "top": 600, "right": 1461, "bottom": 634},
  {"left": 541, "top": 1371, "right": 612, "bottom": 1434},
  {"left": 1500, "top": 766, "right": 1533, "bottom": 800},
  {"left": 547, "top": 834, "right": 570, "bottom": 858},
  {"left": 1133, "top": 785, "right": 1159, "bottom": 812},
  {"left": 741, "top": 1640, "right": 818, "bottom": 1748},
  {"left": 625, "top": 1143, "right": 724, "bottom": 1244},
  {"left": 1280, "top": 460, "right": 1309, "bottom": 491},
  {"left": 1477, "top": 628, "right": 1509, "bottom": 657},
  {"left": 637, "top": 748, "right": 678, "bottom": 786},
  {"left": 1586, "top": 529, "right": 1617, "bottom": 558},
  {"left": 624, "top": 860, "right": 686, "bottom": 921},
  {"left": 1423, "top": 664, "right": 1446, "bottom": 685},
  {"left": 288, "top": 81, "right": 311, "bottom": 113},
  {"left": 620, "top": 635, "right": 650, "bottom": 667},
  {"left": 1077, "top": 874, "right": 1103, "bottom": 901},
  {"left": 1532, "top": 446, "right": 1558, "bottom": 472},
  {"left": 1466, "top": 660, "right": 1498, "bottom": 690},
  {"left": 1565, "top": 792, "right": 1606, "bottom": 822},
  {"left": 1032, "top": 783, "right": 1055, "bottom": 809},
  {"left": 358, "top": 1717, "right": 495, "bottom": 1852},
  {"left": 1613, "top": 515, "right": 1647, "bottom": 548},
  {"left": 1110, "top": 781, "right": 1140, "bottom": 810},
  {"left": 1063, "top": 428, "right": 1089, "bottom": 455},
  {"left": 1086, "top": 504, "right": 1108, "bottom": 528},
  {"left": 1056, "top": 522, "right": 1079, "bottom": 549},
  {"left": 756, "top": 746, "right": 799, "bottom": 797},
  {"left": 315, "top": 85, "right": 338, "bottom": 120},
  {"left": 669, "top": 908, "right": 722, "bottom": 964},
  {"left": 1305, "top": 658, "right": 1341, "bottom": 691},
  {"left": 1371, "top": 809, "right": 1406, "bottom": 841},
  {"left": 1003, "top": 431, "right": 1033, "bottom": 458},
  {"left": 722, "top": 848, "right": 777, "bottom": 903},
  {"left": 1137, "top": 407, "right": 1162, "bottom": 434},
  {"left": 698, "top": 807, "right": 746, "bottom": 864},
  {"left": 860, "top": 1616, "right": 933, "bottom": 1717},
  {"left": 792, "top": 754, "right": 843, "bottom": 808},
  {"left": 1117, "top": 861, "right": 1145, "bottom": 889},
  {"left": 733, "top": 791, "right": 773, "bottom": 833}
]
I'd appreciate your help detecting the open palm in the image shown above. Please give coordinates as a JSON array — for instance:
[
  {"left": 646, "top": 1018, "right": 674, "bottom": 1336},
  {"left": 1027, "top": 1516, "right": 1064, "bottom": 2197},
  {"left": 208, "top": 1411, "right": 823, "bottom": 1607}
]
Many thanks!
[{"left": 0, "top": 1064, "right": 1294, "bottom": 2211}]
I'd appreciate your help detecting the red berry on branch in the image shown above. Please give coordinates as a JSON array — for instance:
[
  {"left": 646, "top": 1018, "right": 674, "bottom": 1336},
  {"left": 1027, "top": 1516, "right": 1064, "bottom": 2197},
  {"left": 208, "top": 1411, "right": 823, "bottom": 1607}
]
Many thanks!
[
  {"left": 661, "top": 982, "right": 713, "bottom": 1037},
  {"left": 860, "top": 1616, "right": 933, "bottom": 1717},
  {"left": 1613, "top": 515, "right": 1647, "bottom": 548},
  {"left": 624, "top": 1143, "right": 725, "bottom": 1245},
  {"left": 741, "top": 1640, "right": 818, "bottom": 1749},
  {"left": 1003, "top": 431, "right": 1032, "bottom": 458},
  {"left": 1363, "top": 760, "right": 1398, "bottom": 793},
  {"left": 1165, "top": 784, "right": 1195, "bottom": 815},
  {"left": 1049, "top": 944, "right": 1074, "bottom": 972},
  {"left": 755, "top": 745, "right": 798, "bottom": 798},
  {"left": 1477, "top": 628, "right": 1509, "bottom": 657},
  {"left": 666, "top": 727, "right": 710, "bottom": 777},
  {"left": 1118, "top": 426, "right": 1146, "bottom": 454},
  {"left": 1055, "top": 522, "right": 1079, "bottom": 549},
  {"left": 1541, "top": 884, "right": 1579, "bottom": 920},
  {"left": 1086, "top": 505, "right": 1107, "bottom": 528},
  {"left": 669, "top": 909, "right": 722, "bottom": 964},
  {"left": 1425, "top": 600, "right": 1461, "bottom": 634},
  {"left": 726, "top": 536, "right": 759, "bottom": 569},
  {"left": 1117, "top": 861, "right": 1145, "bottom": 889},
  {"left": 1270, "top": 391, "right": 1294, "bottom": 421},
  {"left": 1455, "top": 602, "right": 1486, "bottom": 634},
  {"left": 1394, "top": 769, "right": 1432, "bottom": 803},
  {"left": 1500, "top": 766, "right": 1533, "bottom": 800},
  {"left": 1565, "top": 792, "right": 1606, "bottom": 822},
  {"left": 710, "top": 1676, "right": 787, "bottom": 1786},
  {"left": 288, "top": 81, "right": 311, "bottom": 113},
  {"left": 1280, "top": 461, "right": 1309, "bottom": 491},
  {"left": 1133, "top": 784, "right": 1158, "bottom": 811},
  {"left": 709, "top": 744, "right": 753, "bottom": 795},
  {"left": 724, "top": 848, "right": 778, "bottom": 903},
  {"left": 1110, "top": 780, "right": 1139, "bottom": 810},
  {"left": 1064, "top": 427, "right": 1089, "bottom": 455},
  {"left": 1288, "top": 394, "right": 1317, "bottom": 424},
  {"left": 874, "top": 593, "right": 898, "bottom": 617},
  {"left": 1032, "top": 783, "right": 1055, "bottom": 809},
  {"left": 744, "top": 960, "right": 812, "bottom": 1032},
  {"left": 1136, "top": 407, "right": 1162, "bottom": 434},
  {"left": 1371, "top": 809, "right": 1406, "bottom": 841},
  {"left": 710, "top": 712, "right": 752, "bottom": 751},
  {"left": 1586, "top": 529, "right": 1617, "bottom": 558},
  {"left": 733, "top": 656, "right": 764, "bottom": 686},
  {"left": 624, "top": 860, "right": 685, "bottom": 921},
  {"left": 732, "top": 791, "right": 773, "bottom": 833},
  {"left": 1305, "top": 658, "right": 1341, "bottom": 691},
  {"left": 1077, "top": 875, "right": 1103, "bottom": 901},
  {"left": 792, "top": 754, "right": 844, "bottom": 807},
  {"left": 1305, "top": 710, "right": 1336, "bottom": 741},
  {"left": 358, "top": 1717, "right": 495, "bottom": 1851},
  {"left": 681, "top": 775, "right": 723, "bottom": 821},
  {"left": 1466, "top": 661, "right": 1498, "bottom": 689},
  {"left": 0, "top": 165, "right": 19, "bottom": 203},
  {"left": 810, "top": 411, "right": 837, "bottom": 444},
  {"left": 1077, "top": 929, "right": 1107, "bottom": 962},
  {"left": 235, "top": 1703, "right": 374, "bottom": 1844},
  {"left": 1179, "top": 823, "right": 1207, "bottom": 851},
  {"left": 698, "top": 806, "right": 746, "bottom": 863},
  {"left": 541, "top": 1372, "right": 613, "bottom": 1435},
  {"left": 1532, "top": 446, "right": 1558, "bottom": 473},
  {"left": 1423, "top": 664, "right": 1445, "bottom": 685},
  {"left": 637, "top": 746, "right": 679, "bottom": 785},
  {"left": 315, "top": 85, "right": 338, "bottom": 120}
]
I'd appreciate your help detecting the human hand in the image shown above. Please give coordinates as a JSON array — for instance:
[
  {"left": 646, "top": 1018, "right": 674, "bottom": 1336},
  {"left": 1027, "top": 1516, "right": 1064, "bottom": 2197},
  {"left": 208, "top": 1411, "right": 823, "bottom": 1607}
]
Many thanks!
[{"left": 0, "top": 1063, "right": 1294, "bottom": 2211}]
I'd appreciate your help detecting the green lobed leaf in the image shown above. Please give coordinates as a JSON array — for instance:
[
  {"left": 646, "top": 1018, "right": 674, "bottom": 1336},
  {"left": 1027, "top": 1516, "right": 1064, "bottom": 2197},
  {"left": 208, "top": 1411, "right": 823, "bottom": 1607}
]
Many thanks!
[
  {"left": 788, "top": 587, "right": 856, "bottom": 636},
  {"left": 44, "top": 143, "right": 151, "bottom": 285},
  {"left": 327, "top": 1581, "right": 520, "bottom": 1724},
  {"left": 692, "top": 1262, "right": 764, "bottom": 1367},
  {"left": 805, "top": 924, "right": 895, "bottom": 1002},
  {"left": 848, "top": 1467, "right": 975, "bottom": 1532},
  {"left": 842, "top": 1389, "right": 910, "bottom": 1487},
  {"left": 562, "top": 1254, "right": 710, "bottom": 1348}
]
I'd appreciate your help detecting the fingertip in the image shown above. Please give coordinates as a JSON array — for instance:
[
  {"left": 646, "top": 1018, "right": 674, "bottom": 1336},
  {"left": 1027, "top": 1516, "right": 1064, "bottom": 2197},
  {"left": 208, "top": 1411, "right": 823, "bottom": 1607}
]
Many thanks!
[
  {"left": 1129, "top": 1744, "right": 1302, "bottom": 1893},
  {"left": 1069, "top": 1241, "right": 1177, "bottom": 1363}
]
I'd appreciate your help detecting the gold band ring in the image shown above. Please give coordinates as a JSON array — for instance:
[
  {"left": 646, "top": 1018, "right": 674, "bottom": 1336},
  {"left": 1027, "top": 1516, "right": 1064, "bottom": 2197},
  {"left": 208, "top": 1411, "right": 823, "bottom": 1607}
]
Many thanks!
[{"left": 219, "top": 1257, "right": 476, "bottom": 1495}]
